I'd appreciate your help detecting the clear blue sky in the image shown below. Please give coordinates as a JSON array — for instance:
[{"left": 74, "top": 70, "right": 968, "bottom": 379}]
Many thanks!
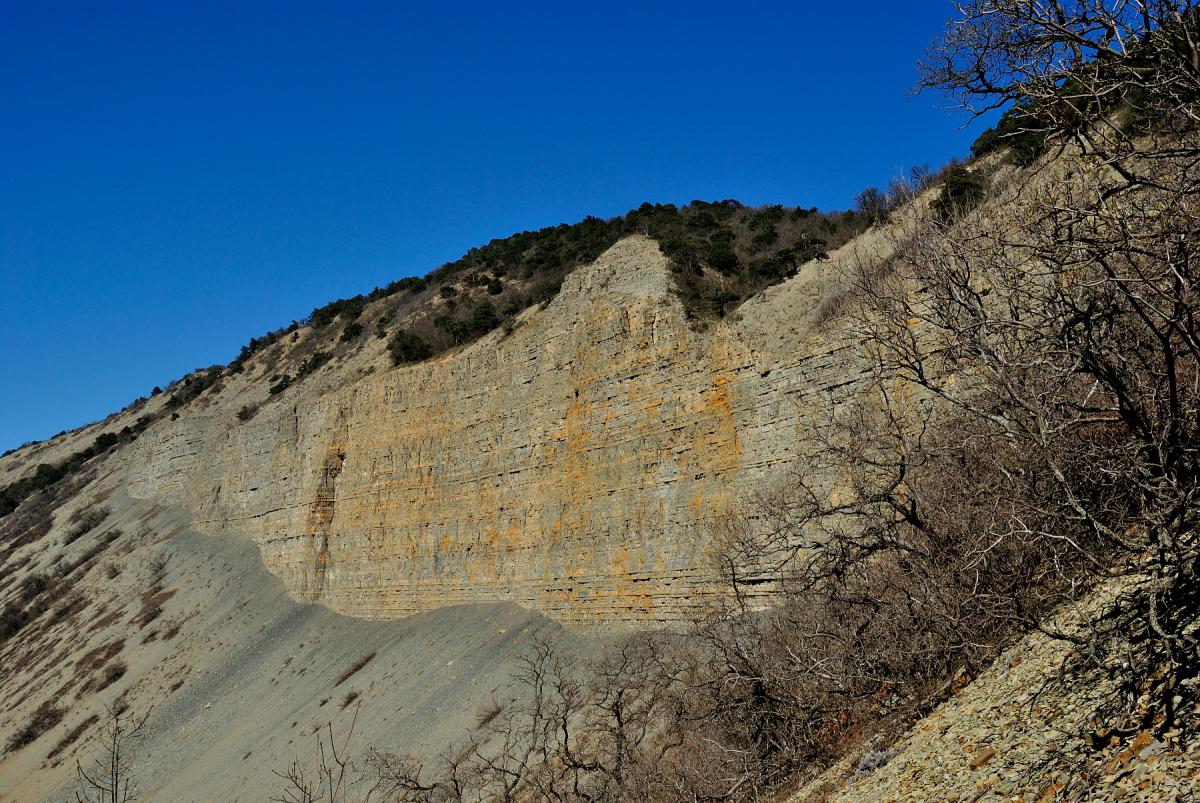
[{"left": 0, "top": 1, "right": 988, "bottom": 453}]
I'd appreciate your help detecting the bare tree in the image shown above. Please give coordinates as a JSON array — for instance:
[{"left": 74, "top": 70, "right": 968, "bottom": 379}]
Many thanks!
[
  {"left": 911, "top": 0, "right": 1200, "bottom": 737},
  {"left": 273, "top": 703, "right": 377, "bottom": 803},
  {"left": 74, "top": 703, "right": 149, "bottom": 803},
  {"left": 347, "top": 634, "right": 713, "bottom": 803},
  {"left": 682, "top": 7, "right": 1200, "bottom": 787},
  {"left": 919, "top": 1, "right": 1200, "bottom": 173}
]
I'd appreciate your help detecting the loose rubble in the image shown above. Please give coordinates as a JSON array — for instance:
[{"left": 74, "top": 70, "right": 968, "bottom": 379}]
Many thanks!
[{"left": 790, "top": 581, "right": 1200, "bottom": 802}]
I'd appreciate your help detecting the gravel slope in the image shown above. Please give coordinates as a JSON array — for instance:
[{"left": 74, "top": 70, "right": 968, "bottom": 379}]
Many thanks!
[
  {"left": 788, "top": 580, "right": 1200, "bottom": 802},
  {"left": 0, "top": 487, "right": 608, "bottom": 802}
]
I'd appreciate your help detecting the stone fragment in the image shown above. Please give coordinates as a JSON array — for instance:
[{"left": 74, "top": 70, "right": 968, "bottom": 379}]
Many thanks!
[{"left": 969, "top": 747, "right": 998, "bottom": 768}]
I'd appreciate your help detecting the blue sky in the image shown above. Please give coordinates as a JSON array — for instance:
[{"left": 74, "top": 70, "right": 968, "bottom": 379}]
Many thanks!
[{"left": 0, "top": 1, "right": 990, "bottom": 453}]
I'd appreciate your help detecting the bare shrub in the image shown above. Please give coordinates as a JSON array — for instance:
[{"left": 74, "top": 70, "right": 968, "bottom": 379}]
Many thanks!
[
  {"left": 272, "top": 704, "right": 363, "bottom": 803},
  {"left": 657, "top": 8, "right": 1200, "bottom": 792},
  {"left": 277, "top": 636, "right": 706, "bottom": 802},
  {"left": 134, "top": 555, "right": 173, "bottom": 628},
  {"left": 853, "top": 749, "right": 896, "bottom": 780},
  {"left": 474, "top": 701, "right": 502, "bottom": 730},
  {"left": 333, "top": 653, "right": 375, "bottom": 687},
  {"left": 6, "top": 700, "right": 66, "bottom": 753},
  {"left": 908, "top": 0, "right": 1200, "bottom": 743},
  {"left": 48, "top": 713, "right": 99, "bottom": 762},
  {"left": 64, "top": 506, "right": 110, "bottom": 545}
]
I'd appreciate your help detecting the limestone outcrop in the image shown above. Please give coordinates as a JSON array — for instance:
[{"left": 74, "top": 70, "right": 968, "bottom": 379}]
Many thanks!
[{"left": 122, "top": 235, "right": 870, "bottom": 627}]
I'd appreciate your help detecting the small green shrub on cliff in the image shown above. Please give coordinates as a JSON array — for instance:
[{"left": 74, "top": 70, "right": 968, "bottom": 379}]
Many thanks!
[
  {"left": 308, "top": 297, "right": 364, "bottom": 328},
  {"left": 0, "top": 427, "right": 145, "bottom": 519},
  {"left": 970, "top": 102, "right": 1049, "bottom": 165},
  {"left": 297, "top": 350, "right": 331, "bottom": 378},
  {"left": 469, "top": 301, "right": 500, "bottom": 336},
  {"left": 268, "top": 374, "right": 293, "bottom": 395},
  {"left": 388, "top": 331, "right": 432, "bottom": 365},
  {"left": 931, "top": 166, "right": 988, "bottom": 220},
  {"left": 188, "top": 198, "right": 870, "bottom": 392}
]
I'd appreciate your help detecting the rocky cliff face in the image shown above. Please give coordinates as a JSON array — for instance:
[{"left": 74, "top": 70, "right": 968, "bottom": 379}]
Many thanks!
[{"left": 121, "top": 235, "right": 872, "bottom": 627}]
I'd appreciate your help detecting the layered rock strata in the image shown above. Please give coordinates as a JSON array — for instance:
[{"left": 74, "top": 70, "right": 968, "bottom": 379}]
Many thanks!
[{"left": 126, "top": 236, "right": 869, "bottom": 626}]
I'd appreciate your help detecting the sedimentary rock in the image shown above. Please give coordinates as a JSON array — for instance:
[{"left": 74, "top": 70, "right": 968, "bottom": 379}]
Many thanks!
[{"left": 125, "top": 235, "right": 871, "bottom": 627}]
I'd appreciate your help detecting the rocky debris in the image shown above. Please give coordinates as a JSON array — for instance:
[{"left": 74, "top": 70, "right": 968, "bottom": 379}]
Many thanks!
[
  {"left": 788, "top": 581, "right": 1200, "bottom": 802},
  {"left": 968, "top": 746, "right": 997, "bottom": 769},
  {"left": 0, "top": 491, "right": 595, "bottom": 803}
]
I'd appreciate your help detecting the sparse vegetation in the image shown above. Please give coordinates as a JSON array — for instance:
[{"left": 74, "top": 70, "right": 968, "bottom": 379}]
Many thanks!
[
  {"left": 333, "top": 652, "right": 374, "bottom": 687},
  {"left": 47, "top": 713, "right": 99, "bottom": 762},
  {"left": 0, "top": 526, "right": 121, "bottom": 645},
  {"left": 0, "top": 430, "right": 140, "bottom": 519},
  {"left": 227, "top": 198, "right": 870, "bottom": 392},
  {"left": 6, "top": 700, "right": 65, "bottom": 753},
  {"left": 135, "top": 556, "right": 173, "bottom": 628},
  {"left": 81, "top": 660, "right": 127, "bottom": 694},
  {"left": 76, "top": 639, "right": 126, "bottom": 694},
  {"left": 64, "top": 506, "right": 109, "bottom": 545},
  {"left": 475, "top": 701, "right": 502, "bottom": 730}
]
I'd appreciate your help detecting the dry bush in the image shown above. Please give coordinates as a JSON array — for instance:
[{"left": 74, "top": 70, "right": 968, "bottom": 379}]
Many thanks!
[
  {"left": 5, "top": 700, "right": 66, "bottom": 753},
  {"left": 334, "top": 653, "right": 375, "bottom": 687},
  {"left": 273, "top": 704, "right": 364, "bottom": 803},
  {"left": 273, "top": 636, "right": 711, "bottom": 802},
  {"left": 47, "top": 713, "right": 100, "bottom": 762},
  {"left": 474, "top": 701, "right": 502, "bottom": 730},
  {"left": 637, "top": 7, "right": 1200, "bottom": 793},
  {"left": 76, "top": 639, "right": 126, "bottom": 695},
  {"left": 134, "top": 554, "right": 173, "bottom": 629},
  {"left": 907, "top": 0, "right": 1200, "bottom": 743},
  {"left": 688, "top": 389, "right": 1116, "bottom": 791},
  {"left": 64, "top": 506, "right": 110, "bottom": 545}
]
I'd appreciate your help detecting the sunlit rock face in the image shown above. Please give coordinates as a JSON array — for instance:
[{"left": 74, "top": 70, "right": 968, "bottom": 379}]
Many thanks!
[{"left": 127, "top": 236, "right": 868, "bottom": 627}]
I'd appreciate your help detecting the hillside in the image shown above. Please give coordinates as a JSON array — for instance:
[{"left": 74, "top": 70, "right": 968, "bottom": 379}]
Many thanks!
[
  {"left": 0, "top": 186, "right": 900, "bottom": 799},
  {"left": 0, "top": 158, "right": 924, "bottom": 622},
  {"left": 4, "top": 146, "right": 1198, "bottom": 798},
  {"left": 0, "top": 198, "right": 868, "bottom": 522},
  {"left": 2, "top": 5, "right": 1199, "bottom": 797}
]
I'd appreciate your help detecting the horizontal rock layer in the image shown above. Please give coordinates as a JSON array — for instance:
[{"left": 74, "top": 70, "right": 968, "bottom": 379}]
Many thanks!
[{"left": 125, "top": 236, "right": 868, "bottom": 627}]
